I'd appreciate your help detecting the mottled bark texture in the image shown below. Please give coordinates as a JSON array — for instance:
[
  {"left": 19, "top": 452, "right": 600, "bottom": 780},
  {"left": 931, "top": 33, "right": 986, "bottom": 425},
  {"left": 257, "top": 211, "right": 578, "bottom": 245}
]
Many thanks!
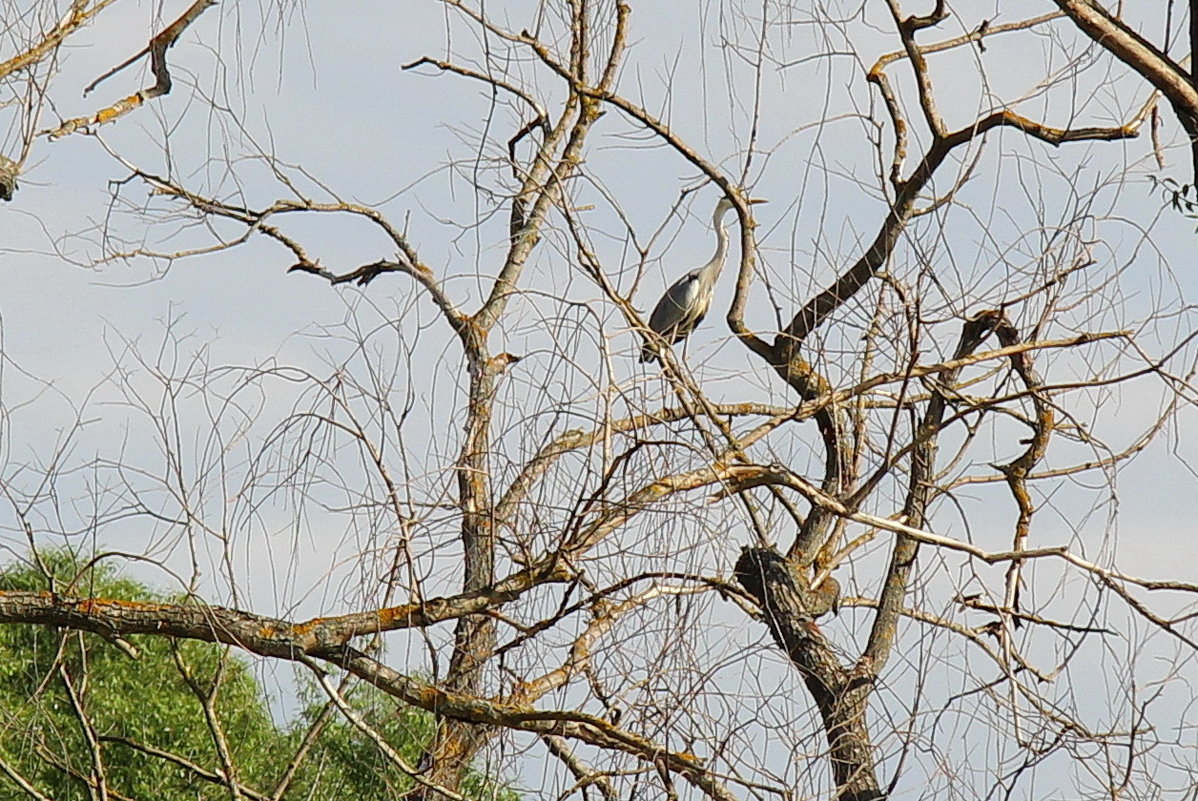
[{"left": 735, "top": 548, "right": 881, "bottom": 801}]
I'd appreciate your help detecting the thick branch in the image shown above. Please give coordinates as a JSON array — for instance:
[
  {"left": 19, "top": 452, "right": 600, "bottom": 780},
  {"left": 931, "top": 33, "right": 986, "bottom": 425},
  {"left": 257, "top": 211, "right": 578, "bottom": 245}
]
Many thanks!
[
  {"left": 0, "top": 590, "right": 738, "bottom": 801},
  {"left": 0, "top": 569, "right": 569, "bottom": 657},
  {"left": 1051, "top": 1, "right": 1198, "bottom": 121},
  {"left": 862, "top": 311, "right": 1005, "bottom": 669},
  {"left": 735, "top": 549, "right": 877, "bottom": 801}
]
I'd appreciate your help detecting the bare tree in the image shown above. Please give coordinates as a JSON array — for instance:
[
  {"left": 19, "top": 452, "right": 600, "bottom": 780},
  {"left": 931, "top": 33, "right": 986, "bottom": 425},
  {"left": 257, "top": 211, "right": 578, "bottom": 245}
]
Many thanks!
[{"left": 4, "top": 2, "right": 1198, "bottom": 800}]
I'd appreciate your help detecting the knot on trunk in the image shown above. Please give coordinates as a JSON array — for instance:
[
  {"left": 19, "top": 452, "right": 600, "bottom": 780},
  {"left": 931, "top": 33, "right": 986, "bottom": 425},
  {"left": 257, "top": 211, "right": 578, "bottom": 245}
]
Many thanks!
[
  {"left": 735, "top": 547, "right": 840, "bottom": 619},
  {"left": 735, "top": 547, "right": 848, "bottom": 690}
]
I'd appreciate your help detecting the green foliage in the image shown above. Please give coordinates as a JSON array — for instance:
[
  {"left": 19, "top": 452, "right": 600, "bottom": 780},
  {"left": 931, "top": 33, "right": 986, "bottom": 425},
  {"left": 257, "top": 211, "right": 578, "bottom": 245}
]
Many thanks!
[
  {"left": 0, "top": 552, "right": 514, "bottom": 801},
  {"left": 1150, "top": 174, "right": 1198, "bottom": 224}
]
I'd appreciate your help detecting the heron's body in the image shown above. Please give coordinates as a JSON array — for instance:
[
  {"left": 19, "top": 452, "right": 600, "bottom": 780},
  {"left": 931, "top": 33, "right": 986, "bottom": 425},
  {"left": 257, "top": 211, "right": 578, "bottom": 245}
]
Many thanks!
[
  {"left": 640, "top": 197, "right": 741, "bottom": 363},
  {"left": 645, "top": 269, "right": 710, "bottom": 343}
]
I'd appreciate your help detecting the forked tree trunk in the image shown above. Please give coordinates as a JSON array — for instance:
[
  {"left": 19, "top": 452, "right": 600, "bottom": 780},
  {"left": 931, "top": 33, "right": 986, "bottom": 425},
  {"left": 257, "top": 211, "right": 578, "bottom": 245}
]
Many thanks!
[{"left": 735, "top": 548, "right": 883, "bottom": 801}]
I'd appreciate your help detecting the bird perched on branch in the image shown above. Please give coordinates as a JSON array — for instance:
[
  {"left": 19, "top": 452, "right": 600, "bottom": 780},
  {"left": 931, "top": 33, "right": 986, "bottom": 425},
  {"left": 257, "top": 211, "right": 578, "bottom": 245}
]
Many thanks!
[{"left": 639, "top": 195, "right": 765, "bottom": 363}]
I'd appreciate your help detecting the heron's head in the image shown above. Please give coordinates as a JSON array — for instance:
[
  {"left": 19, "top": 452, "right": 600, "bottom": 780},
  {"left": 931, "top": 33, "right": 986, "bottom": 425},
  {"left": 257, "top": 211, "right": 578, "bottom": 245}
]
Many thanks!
[{"left": 713, "top": 195, "right": 767, "bottom": 223}]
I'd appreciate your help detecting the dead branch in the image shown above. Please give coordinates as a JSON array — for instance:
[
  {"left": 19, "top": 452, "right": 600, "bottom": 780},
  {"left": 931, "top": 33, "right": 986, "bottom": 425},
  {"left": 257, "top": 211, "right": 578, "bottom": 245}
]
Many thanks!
[{"left": 46, "top": 0, "right": 217, "bottom": 139}]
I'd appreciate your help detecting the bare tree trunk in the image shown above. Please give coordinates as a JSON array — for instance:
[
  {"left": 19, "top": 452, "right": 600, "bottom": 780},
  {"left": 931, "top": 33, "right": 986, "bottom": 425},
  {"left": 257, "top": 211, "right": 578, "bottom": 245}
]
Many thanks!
[{"left": 736, "top": 548, "right": 881, "bottom": 801}]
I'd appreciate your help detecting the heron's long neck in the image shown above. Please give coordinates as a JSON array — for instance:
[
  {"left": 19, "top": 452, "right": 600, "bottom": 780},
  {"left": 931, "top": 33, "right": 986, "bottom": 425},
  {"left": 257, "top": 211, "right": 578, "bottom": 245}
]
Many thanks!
[{"left": 702, "top": 209, "right": 731, "bottom": 281}]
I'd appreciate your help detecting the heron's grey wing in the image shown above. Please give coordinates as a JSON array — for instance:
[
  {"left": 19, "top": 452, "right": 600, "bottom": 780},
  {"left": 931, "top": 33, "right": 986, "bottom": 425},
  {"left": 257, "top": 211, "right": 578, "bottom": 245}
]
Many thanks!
[{"left": 648, "top": 271, "right": 701, "bottom": 337}]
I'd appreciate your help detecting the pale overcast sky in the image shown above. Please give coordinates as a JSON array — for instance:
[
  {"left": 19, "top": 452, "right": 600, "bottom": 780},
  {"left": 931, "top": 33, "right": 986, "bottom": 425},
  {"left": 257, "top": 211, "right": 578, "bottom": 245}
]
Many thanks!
[{"left": 4, "top": 1, "right": 1198, "bottom": 796}]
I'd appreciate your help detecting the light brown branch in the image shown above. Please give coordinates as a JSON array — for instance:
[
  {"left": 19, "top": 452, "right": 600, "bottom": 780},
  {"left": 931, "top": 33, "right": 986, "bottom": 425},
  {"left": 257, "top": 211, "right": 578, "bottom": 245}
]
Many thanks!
[{"left": 45, "top": 0, "right": 217, "bottom": 139}]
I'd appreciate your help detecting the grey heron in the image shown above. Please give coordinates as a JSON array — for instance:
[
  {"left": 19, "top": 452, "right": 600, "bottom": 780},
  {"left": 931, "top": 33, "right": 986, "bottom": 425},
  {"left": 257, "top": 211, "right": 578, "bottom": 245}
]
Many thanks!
[{"left": 639, "top": 195, "right": 765, "bottom": 363}]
